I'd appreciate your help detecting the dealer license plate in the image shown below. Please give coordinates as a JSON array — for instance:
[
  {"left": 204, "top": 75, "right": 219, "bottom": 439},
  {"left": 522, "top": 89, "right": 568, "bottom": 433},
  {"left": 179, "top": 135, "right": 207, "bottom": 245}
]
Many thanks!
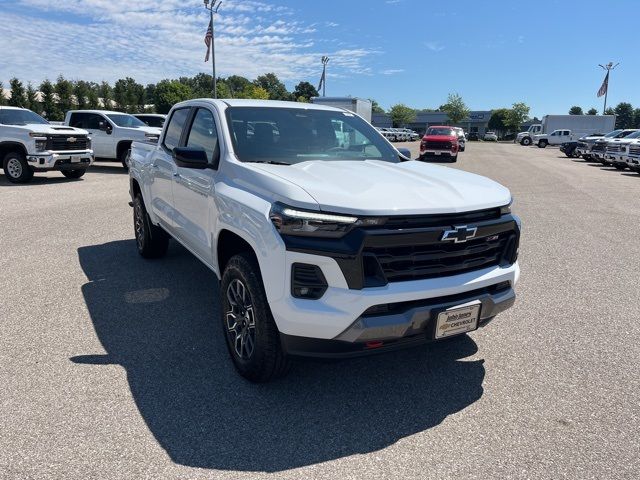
[
  {"left": 435, "top": 302, "right": 480, "bottom": 339},
  {"left": 434, "top": 151, "right": 441, "bottom": 155},
  {"left": 71, "top": 156, "right": 81, "bottom": 163}
]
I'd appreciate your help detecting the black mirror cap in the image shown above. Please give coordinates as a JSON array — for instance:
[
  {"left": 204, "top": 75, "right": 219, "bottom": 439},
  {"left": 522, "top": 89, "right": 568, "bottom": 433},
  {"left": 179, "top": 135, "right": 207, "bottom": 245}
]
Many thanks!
[
  {"left": 173, "top": 147, "right": 209, "bottom": 169},
  {"left": 397, "top": 147, "right": 412, "bottom": 161}
]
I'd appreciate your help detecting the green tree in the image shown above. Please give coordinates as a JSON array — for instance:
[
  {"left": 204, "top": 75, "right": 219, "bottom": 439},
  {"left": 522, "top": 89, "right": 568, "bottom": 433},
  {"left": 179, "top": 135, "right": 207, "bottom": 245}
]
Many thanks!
[
  {"left": 370, "top": 99, "right": 385, "bottom": 114},
  {"left": 633, "top": 108, "right": 640, "bottom": 129},
  {"left": 0, "top": 81, "right": 6, "bottom": 106},
  {"left": 39, "top": 79, "right": 60, "bottom": 120},
  {"left": 8, "top": 78, "right": 26, "bottom": 107},
  {"left": 226, "top": 75, "right": 252, "bottom": 97},
  {"left": 55, "top": 75, "right": 74, "bottom": 114},
  {"left": 293, "top": 81, "right": 319, "bottom": 102},
  {"left": 604, "top": 107, "right": 615, "bottom": 116},
  {"left": 26, "top": 83, "right": 38, "bottom": 112},
  {"left": 99, "top": 82, "right": 113, "bottom": 109},
  {"left": 254, "top": 73, "right": 291, "bottom": 100},
  {"left": 87, "top": 82, "right": 100, "bottom": 109},
  {"left": 113, "top": 77, "right": 145, "bottom": 112},
  {"left": 153, "top": 80, "right": 193, "bottom": 114},
  {"left": 505, "top": 102, "right": 530, "bottom": 133},
  {"left": 586, "top": 108, "right": 598, "bottom": 115},
  {"left": 614, "top": 102, "right": 634, "bottom": 129},
  {"left": 569, "top": 106, "right": 583, "bottom": 115},
  {"left": 389, "top": 104, "right": 416, "bottom": 127},
  {"left": 74, "top": 81, "right": 91, "bottom": 110},
  {"left": 216, "top": 79, "right": 232, "bottom": 99},
  {"left": 238, "top": 85, "right": 269, "bottom": 100},
  {"left": 488, "top": 108, "right": 510, "bottom": 131},
  {"left": 441, "top": 93, "right": 470, "bottom": 124}
]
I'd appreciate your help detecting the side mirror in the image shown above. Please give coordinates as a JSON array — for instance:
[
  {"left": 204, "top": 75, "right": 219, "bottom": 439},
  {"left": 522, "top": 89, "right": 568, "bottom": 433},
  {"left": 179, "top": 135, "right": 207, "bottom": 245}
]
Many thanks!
[
  {"left": 173, "top": 147, "right": 209, "bottom": 169},
  {"left": 397, "top": 147, "right": 412, "bottom": 161},
  {"left": 99, "top": 121, "right": 112, "bottom": 134}
]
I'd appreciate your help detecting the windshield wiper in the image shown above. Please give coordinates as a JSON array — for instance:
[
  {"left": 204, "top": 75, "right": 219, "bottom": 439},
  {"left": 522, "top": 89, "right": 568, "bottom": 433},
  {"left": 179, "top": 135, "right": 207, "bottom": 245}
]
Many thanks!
[{"left": 247, "top": 160, "right": 291, "bottom": 166}]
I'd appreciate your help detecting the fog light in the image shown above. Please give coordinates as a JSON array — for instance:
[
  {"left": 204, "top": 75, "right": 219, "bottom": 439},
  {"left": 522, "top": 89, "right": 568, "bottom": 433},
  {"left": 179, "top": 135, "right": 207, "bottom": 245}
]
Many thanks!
[{"left": 291, "top": 263, "right": 328, "bottom": 299}]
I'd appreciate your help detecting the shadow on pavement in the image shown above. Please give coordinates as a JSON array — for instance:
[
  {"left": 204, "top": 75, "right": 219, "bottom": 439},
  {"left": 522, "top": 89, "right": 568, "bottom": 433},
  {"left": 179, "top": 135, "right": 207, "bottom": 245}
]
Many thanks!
[
  {"left": 88, "top": 163, "right": 128, "bottom": 175},
  {"left": 0, "top": 173, "right": 80, "bottom": 187},
  {"left": 75, "top": 240, "right": 485, "bottom": 472}
]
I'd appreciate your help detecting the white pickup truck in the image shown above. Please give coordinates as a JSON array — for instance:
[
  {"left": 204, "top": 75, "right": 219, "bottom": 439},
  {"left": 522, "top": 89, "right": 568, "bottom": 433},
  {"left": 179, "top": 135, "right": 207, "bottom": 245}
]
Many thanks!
[
  {"left": 534, "top": 129, "right": 574, "bottom": 148},
  {"left": 128, "top": 99, "right": 521, "bottom": 382},
  {"left": 65, "top": 110, "right": 161, "bottom": 169},
  {"left": 0, "top": 106, "right": 93, "bottom": 183}
]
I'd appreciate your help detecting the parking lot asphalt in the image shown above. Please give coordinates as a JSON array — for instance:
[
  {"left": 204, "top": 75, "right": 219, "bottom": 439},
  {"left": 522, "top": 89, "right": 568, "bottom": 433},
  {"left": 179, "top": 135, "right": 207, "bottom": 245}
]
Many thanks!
[{"left": 1, "top": 142, "right": 639, "bottom": 479}]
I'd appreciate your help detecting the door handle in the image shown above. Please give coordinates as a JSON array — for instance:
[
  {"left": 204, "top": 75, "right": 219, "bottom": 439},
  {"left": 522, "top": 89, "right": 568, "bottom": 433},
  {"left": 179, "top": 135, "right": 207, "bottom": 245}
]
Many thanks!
[{"left": 173, "top": 172, "right": 181, "bottom": 178}]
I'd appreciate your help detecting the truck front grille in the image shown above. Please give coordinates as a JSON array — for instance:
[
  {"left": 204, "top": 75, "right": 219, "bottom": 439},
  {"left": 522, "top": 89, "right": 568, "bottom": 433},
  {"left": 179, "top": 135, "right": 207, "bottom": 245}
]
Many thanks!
[
  {"left": 629, "top": 145, "right": 640, "bottom": 156},
  {"left": 606, "top": 144, "right": 622, "bottom": 153},
  {"left": 423, "top": 140, "right": 452, "bottom": 150},
  {"left": 46, "top": 135, "right": 90, "bottom": 151},
  {"left": 363, "top": 231, "right": 516, "bottom": 283},
  {"left": 591, "top": 143, "right": 606, "bottom": 152},
  {"left": 577, "top": 141, "right": 588, "bottom": 148}
]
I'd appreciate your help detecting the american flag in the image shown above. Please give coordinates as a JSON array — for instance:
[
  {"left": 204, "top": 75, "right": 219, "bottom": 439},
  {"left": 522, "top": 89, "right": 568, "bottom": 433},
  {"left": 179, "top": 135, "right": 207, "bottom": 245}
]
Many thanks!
[
  {"left": 597, "top": 71, "right": 609, "bottom": 98},
  {"left": 204, "top": 18, "right": 213, "bottom": 62},
  {"left": 317, "top": 68, "right": 325, "bottom": 92}
]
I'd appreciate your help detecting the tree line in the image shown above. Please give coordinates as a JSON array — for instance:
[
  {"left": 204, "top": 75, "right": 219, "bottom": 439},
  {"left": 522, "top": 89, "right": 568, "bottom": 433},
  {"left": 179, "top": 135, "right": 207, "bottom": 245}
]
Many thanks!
[
  {"left": 379, "top": 93, "right": 531, "bottom": 133},
  {"left": 0, "top": 73, "right": 320, "bottom": 121},
  {"left": 568, "top": 104, "right": 640, "bottom": 129}
]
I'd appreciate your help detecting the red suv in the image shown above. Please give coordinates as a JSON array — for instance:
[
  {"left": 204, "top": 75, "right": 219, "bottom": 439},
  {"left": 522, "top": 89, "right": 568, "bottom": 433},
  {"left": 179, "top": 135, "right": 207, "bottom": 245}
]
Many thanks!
[{"left": 419, "top": 126, "right": 459, "bottom": 162}]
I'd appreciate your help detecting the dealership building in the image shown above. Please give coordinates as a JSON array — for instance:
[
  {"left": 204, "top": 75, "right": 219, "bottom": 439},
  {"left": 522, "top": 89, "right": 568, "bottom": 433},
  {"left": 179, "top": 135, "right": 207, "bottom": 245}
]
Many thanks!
[{"left": 372, "top": 111, "right": 493, "bottom": 136}]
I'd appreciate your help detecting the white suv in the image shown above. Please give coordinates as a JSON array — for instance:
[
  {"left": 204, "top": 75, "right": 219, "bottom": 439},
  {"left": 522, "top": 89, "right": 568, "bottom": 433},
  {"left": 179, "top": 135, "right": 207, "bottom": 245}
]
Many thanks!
[{"left": 128, "top": 99, "right": 520, "bottom": 382}]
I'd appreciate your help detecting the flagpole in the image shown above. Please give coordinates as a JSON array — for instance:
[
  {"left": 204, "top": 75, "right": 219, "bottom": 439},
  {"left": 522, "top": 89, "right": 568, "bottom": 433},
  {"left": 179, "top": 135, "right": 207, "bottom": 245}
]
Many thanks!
[
  {"left": 598, "top": 62, "right": 618, "bottom": 114},
  {"left": 204, "top": 1, "right": 222, "bottom": 99}
]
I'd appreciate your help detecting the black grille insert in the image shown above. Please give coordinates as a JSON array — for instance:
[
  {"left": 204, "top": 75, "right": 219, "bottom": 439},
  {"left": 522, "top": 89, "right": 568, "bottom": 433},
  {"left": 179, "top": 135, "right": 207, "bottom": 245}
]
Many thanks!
[{"left": 46, "top": 135, "right": 90, "bottom": 151}]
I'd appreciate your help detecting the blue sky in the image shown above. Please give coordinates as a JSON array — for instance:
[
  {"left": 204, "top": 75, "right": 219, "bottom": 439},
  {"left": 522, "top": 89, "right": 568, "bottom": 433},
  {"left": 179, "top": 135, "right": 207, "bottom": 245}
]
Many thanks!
[{"left": 1, "top": 0, "right": 638, "bottom": 117}]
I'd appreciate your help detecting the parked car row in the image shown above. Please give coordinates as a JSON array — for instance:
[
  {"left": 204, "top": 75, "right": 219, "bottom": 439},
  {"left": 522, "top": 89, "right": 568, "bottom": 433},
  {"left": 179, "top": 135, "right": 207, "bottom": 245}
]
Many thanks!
[
  {"left": 376, "top": 127, "right": 420, "bottom": 142},
  {"left": 559, "top": 129, "right": 640, "bottom": 174},
  {"left": 0, "top": 106, "right": 165, "bottom": 183}
]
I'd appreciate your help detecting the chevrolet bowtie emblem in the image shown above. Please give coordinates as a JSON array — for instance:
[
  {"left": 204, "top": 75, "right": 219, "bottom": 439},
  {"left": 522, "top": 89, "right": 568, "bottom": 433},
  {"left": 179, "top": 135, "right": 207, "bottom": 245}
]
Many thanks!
[{"left": 441, "top": 225, "right": 478, "bottom": 243}]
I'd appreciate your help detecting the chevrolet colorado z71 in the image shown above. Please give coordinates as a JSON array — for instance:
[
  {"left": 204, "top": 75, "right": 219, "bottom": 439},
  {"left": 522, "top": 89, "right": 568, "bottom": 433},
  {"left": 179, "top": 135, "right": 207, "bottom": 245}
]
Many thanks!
[
  {"left": 0, "top": 106, "right": 93, "bottom": 183},
  {"left": 129, "top": 99, "right": 521, "bottom": 382}
]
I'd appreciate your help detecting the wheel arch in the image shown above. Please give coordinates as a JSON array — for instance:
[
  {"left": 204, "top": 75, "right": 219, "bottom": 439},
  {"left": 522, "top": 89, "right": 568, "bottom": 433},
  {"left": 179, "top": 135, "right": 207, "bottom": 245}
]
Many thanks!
[
  {"left": 117, "top": 140, "right": 133, "bottom": 160},
  {"left": 217, "top": 229, "right": 259, "bottom": 278},
  {"left": 0, "top": 142, "right": 28, "bottom": 160}
]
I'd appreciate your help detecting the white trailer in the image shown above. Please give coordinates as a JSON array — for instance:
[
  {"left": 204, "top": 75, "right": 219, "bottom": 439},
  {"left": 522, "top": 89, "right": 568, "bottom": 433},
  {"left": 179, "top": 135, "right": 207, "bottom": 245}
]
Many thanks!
[
  {"left": 310, "top": 97, "right": 372, "bottom": 123},
  {"left": 517, "top": 115, "right": 616, "bottom": 145}
]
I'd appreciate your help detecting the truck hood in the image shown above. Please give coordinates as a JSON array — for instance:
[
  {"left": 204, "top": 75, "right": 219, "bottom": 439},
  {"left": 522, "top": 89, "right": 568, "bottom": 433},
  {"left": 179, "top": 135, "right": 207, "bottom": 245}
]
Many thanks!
[
  {"left": 249, "top": 160, "right": 511, "bottom": 216},
  {"left": 17, "top": 124, "right": 88, "bottom": 135},
  {"left": 121, "top": 126, "right": 161, "bottom": 136}
]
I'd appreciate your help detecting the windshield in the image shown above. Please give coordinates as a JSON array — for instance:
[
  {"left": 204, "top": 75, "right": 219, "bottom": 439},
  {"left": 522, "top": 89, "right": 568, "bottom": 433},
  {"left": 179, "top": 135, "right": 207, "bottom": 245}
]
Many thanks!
[
  {"left": 106, "top": 114, "right": 146, "bottom": 128},
  {"left": 226, "top": 107, "right": 399, "bottom": 165},
  {"left": 603, "top": 130, "right": 622, "bottom": 138},
  {"left": 0, "top": 109, "right": 49, "bottom": 125},
  {"left": 427, "top": 127, "right": 455, "bottom": 136},
  {"left": 623, "top": 131, "right": 640, "bottom": 139}
]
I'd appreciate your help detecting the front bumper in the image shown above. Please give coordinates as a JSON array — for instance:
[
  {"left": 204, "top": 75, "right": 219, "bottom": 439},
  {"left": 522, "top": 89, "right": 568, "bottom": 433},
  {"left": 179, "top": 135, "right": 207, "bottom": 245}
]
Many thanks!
[
  {"left": 27, "top": 150, "right": 94, "bottom": 171},
  {"left": 419, "top": 150, "right": 457, "bottom": 159},
  {"left": 280, "top": 283, "right": 515, "bottom": 358}
]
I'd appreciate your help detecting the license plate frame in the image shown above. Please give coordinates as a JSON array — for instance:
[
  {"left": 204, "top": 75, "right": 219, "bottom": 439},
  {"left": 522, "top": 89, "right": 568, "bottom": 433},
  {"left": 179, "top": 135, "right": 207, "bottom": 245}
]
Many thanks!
[
  {"left": 71, "top": 156, "right": 81, "bottom": 163},
  {"left": 435, "top": 301, "right": 481, "bottom": 339}
]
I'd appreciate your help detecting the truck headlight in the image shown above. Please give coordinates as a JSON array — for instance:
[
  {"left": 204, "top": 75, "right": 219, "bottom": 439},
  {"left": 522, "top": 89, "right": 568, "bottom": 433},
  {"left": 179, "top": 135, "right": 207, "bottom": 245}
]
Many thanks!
[
  {"left": 269, "top": 203, "right": 384, "bottom": 238},
  {"left": 35, "top": 139, "right": 47, "bottom": 151},
  {"left": 500, "top": 198, "right": 513, "bottom": 215},
  {"left": 145, "top": 133, "right": 160, "bottom": 143}
]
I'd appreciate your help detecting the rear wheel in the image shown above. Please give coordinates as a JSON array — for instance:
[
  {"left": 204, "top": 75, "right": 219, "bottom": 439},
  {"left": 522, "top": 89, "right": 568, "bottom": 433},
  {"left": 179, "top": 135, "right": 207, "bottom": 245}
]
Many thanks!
[
  {"left": 61, "top": 169, "right": 86, "bottom": 179},
  {"left": 3, "top": 151, "right": 33, "bottom": 184},
  {"left": 133, "top": 194, "right": 169, "bottom": 258},
  {"left": 221, "top": 253, "right": 291, "bottom": 382},
  {"left": 538, "top": 140, "right": 548, "bottom": 148}
]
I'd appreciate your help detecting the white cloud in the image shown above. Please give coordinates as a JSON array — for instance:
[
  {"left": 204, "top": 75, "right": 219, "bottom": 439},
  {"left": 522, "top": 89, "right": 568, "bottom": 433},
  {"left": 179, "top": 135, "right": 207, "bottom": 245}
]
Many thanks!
[
  {"left": 517, "top": 35, "right": 525, "bottom": 44},
  {"left": 424, "top": 41, "right": 445, "bottom": 52},
  {"left": 381, "top": 69, "right": 404, "bottom": 75},
  {"left": 0, "top": 0, "right": 379, "bottom": 86}
]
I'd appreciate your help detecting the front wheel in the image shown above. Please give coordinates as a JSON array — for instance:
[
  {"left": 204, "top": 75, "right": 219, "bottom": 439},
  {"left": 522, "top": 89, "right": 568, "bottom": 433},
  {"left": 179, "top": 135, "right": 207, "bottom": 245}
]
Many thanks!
[
  {"left": 119, "top": 148, "right": 131, "bottom": 170},
  {"left": 3, "top": 151, "right": 34, "bottom": 184},
  {"left": 221, "top": 253, "right": 291, "bottom": 382},
  {"left": 61, "top": 169, "right": 86, "bottom": 179},
  {"left": 614, "top": 164, "right": 626, "bottom": 170},
  {"left": 450, "top": 155, "right": 458, "bottom": 163},
  {"left": 521, "top": 137, "right": 532, "bottom": 146},
  {"left": 133, "top": 194, "right": 169, "bottom": 258}
]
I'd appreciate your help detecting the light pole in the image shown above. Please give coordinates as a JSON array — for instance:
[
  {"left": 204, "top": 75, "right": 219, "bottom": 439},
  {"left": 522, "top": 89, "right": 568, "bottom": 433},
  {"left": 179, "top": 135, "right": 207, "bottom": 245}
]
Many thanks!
[
  {"left": 204, "top": 0, "right": 222, "bottom": 98},
  {"left": 598, "top": 62, "right": 618, "bottom": 114},
  {"left": 321, "top": 56, "right": 329, "bottom": 97}
]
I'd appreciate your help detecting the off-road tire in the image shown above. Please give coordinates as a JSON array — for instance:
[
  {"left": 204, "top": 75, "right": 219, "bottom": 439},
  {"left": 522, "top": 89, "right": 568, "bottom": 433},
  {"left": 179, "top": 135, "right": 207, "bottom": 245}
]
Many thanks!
[
  {"left": 133, "top": 194, "right": 169, "bottom": 259},
  {"left": 3, "top": 151, "right": 34, "bottom": 184},
  {"left": 221, "top": 253, "right": 291, "bottom": 382},
  {"left": 61, "top": 169, "right": 86, "bottom": 179}
]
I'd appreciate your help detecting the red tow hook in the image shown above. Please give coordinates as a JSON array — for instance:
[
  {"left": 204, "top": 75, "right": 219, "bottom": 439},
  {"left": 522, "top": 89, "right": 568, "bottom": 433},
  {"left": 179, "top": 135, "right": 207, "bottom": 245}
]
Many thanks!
[{"left": 365, "top": 341, "right": 384, "bottom": 349}]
